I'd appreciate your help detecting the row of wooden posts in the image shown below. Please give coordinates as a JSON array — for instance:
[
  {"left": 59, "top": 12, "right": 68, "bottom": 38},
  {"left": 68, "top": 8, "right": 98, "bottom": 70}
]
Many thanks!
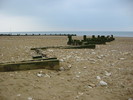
[
  {"left": 67, "top": 35, "right": 115, "bottom": 45},
  {"left": 0, "top": 34, "right": 76, "bottom": 36}
]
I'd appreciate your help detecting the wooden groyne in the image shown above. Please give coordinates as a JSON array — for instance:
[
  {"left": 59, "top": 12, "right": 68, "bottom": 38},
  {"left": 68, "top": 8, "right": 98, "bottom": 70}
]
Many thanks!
[
  {"left": 0, "top": 58, "right": 59, "bottom": 72},
  {"left": 31, "top": 45, "right": 96, "bottom": 50},
  {"left": 67, "top": 35, "right": 115, "bottom": 45},
  {"left": 0, "top": 34, "right": 76, "bottom": 36}
]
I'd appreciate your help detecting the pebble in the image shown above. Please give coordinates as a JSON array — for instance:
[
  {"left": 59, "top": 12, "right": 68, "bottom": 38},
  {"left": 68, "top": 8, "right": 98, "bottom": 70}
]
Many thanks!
[
  {"left": 88, "top": 86, "right": 93, "bottom": 88},
  {"left": 119, "top": 58, "right": 125, "bottom": 60},
  {"left": 96, "top": 76, "right": 101, "bottom": 80},
  {"left": 68, "top": 65, "right": 72, "bottom": 68},
  {"left": 59, "top": 67, "right": 65, "bottom": 71},
  {"left": 111, "top": 50, "right": 117, "bottom": 52},
  {"left": 10, "top": 74, "right": 14, "bottom": 77},
  {"left": 123, "top": 52, "right": 130, "bottom": 55},
  {"left": 97, "top": 56, "right": 102, "bottom": 59},
  {"left": 37, "top": 73, "right": 43, "bottom": 77},
  {"left": 75, "top": 95, "right": 79, "bottom": 99},
  {"left": 76, "top": 59, "right": 81, "bottom": 62},
  {"left": 47, "top": 49, "right": 54, "bottom": 52},
  {"left": 99, "top": 80, "right": 108, "bottom": 86},
  {"left": 76, "top": 75, "right": 80, "bottom": 78},
  {"left": 111, "top": 63, "right": 114, "bottom": 66},
  {"left": 105, "top": 71, "right": 111, "bottom": 76},
  {"left": 91, "top": 62, "right": 96, "bottom": 64},
  {"left": 60, "top": 59, "right": 64, "bottom": 62},
  {"left": 66, "top": 55, "right": 71, "bottom": 59},
  {"left": 88, "top": 83, "right": 95, "bottom": 87},
  {"left": 83, "top": 67, "right": 87, "bottom": 69},
  {"left": 39, "top": 70, "right": 43, "bottom": 73},
  {"left": 75, "top": 92, "right": 84, "bottom": 99},
  {"left": 91, "top": 52, "right": 96, "bottom": 54},
  {"left": 89, "top": 59, "right": 96, "bottom": 62},
  {"left": 44, "top": 74, "right": 50, "bottom": 78},
  {"left": 28, "top": 71, "right": 31, "bottom": 74},
  {"left": 100, "top": 55, "right": 104, "bottom": 57},
  {"left": 78, "top": 92, "right": 83, "bottom": 96},
  {"left": 60, "top": 77, "right": 64, "bottom": 80},
  {"left": 17, "top": 94, "right": 21, "bottom": 96},
  {"left": 15, "top": 72, "right": 18, "bottom": 74},
  {"left": 28, "top": 97, "right": 33, "bottom": 100},
  {"left": 128, "top": 98, "right": 133, "bottom": 100}
]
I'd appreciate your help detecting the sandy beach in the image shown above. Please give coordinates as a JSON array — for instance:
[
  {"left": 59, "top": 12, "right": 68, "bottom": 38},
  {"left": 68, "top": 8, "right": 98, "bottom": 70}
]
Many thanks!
[{"left": 0, "top": 36, "right": 133, "bottom": 100}]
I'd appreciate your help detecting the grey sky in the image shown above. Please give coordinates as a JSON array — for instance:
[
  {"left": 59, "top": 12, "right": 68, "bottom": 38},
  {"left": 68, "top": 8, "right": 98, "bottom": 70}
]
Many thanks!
[{"left": 0, "top": 0, "right": 133, "bottom": 32}]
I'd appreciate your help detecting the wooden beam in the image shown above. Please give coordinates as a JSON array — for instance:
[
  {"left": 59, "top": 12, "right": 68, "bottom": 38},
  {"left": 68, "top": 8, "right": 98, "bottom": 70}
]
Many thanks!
[{"left": 0, "top": 58, "right": 59, "bottom": 72}]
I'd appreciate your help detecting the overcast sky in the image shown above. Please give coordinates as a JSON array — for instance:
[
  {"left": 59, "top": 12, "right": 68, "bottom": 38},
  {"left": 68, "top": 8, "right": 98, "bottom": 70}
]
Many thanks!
[{"left": 0, "top": 0, "right": 133, "bottom": 32}]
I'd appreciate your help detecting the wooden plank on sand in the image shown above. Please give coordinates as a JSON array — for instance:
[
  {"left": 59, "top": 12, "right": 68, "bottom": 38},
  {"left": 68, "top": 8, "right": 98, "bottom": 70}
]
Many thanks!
[{"left": 0, "top": 58, "right": 59, "bottom": 72}]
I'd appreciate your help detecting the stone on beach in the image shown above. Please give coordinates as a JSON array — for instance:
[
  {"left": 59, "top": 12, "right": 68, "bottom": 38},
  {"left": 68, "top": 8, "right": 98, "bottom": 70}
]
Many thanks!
[
  {"left": 47, "top": 49, "right": 54, "bottom": 52},
  {"left": 99, "top": 80, "right": 108, "bottom": 86},
  {"left": 68, "top": 64, "right": 72, "bottom": 68},
  {"left": 37, "top": 73, "right": 43, "bottom": 77},
  {"left": 96, "top": 76, "right": 101, "bottom": 80},
  {"left": 59, "top": 67, "right": 65, "bottom": 71},
  {"left": 91, "top": 52, "right": 96, "bottom": 54},
  {"left": 119, "top": 58, "right": 125, "bottom": 60},
  {"left": 76, "top": 75, "right": 80, "bottom": 78},
  {"left": 28, "top": 97, "right": 33, "bottom": 100},
  {"left": 36, "top": 71, "right": 45, "bottom": 77},
  {"left": 97, "top": 56, "right": 102, "bottom": 59},
  {"left": 44, "top": 74, "right": 51, "bottom": 78},
  {"left": 83, "top": 67, "right": 87, "bottom": 69},
  {"left": 105, "top": 71, "right": 111, "bottom": 76},
  {"left": 88, "top": 83, "right": 96, "bottom": 88},
  {"left": 17, "top": 94, "right": 21, "bottom": 96},
  {"left": 128, "top": 98, "right": 133, "bottom": 100},
  {"left": 60, "top": 59, "right": 64, "bottom": 62}
]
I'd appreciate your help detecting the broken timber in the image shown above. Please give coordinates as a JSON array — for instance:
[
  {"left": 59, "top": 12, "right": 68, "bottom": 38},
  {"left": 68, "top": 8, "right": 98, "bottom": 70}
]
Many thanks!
[
  {"left": 31, "top": 44, "right": 96, "bottom": 50},
  {"left": 0, "top": 58, "right": 59, "bottom": 72}
]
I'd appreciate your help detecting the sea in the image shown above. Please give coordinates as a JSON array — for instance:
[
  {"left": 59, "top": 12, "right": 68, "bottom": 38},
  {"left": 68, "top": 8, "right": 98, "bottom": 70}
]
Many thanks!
[{"left": 0, "top": 31, "right": 133, "bottom": 37}]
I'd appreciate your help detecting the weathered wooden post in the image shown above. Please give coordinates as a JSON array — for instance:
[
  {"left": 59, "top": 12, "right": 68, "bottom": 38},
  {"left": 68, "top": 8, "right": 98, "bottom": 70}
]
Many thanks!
[
  {"left": 111, "top": 35, "right": 115, "bottom": 41},
  {"left": 67, "top": 35, "right": 72, "bottom": 45},
  {"left": 83, "top": 35, "right": 87, "bottom": 41},
  {"left": 92, "top": 35, "right": 95, "bottom": 39},
  {"left": 98, "top": 35, "right": 100, "bottom": 38},
  {"left": 111, "top": 35, "right": 113, "bottom": 38}
]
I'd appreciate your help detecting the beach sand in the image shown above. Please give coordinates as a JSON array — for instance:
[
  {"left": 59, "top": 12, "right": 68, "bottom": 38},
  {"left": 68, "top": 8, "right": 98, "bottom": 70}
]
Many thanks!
[{"left": 0, "top": 36, "right": 133, "bottom": 100}]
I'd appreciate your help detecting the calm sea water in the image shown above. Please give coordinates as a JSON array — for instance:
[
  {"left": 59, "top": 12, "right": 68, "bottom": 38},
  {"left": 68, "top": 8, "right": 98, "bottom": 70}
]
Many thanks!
[{"left": 0, "top": 31, "right": 133, "bottom": 37}]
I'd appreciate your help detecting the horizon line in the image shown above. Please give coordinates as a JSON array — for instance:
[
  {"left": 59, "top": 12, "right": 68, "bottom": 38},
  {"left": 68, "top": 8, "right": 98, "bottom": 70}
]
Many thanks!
[{"left": 0, "top": 30, "right": 133, "bottom": 33}]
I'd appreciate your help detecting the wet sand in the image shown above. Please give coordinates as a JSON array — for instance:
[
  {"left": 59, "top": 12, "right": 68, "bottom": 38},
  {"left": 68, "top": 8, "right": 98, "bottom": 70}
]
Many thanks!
[{"left": 0, "top": 36, "right": 133, "bottom": 100}]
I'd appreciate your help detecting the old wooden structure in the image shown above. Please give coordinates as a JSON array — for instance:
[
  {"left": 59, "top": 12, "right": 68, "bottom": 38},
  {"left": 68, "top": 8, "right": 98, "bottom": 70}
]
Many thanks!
[
  {"left": 67, "top": 35, "right": 115, "bottom": 45},
  {"left": 0, "top": 58, "right": 59, "bottom": 72}
]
